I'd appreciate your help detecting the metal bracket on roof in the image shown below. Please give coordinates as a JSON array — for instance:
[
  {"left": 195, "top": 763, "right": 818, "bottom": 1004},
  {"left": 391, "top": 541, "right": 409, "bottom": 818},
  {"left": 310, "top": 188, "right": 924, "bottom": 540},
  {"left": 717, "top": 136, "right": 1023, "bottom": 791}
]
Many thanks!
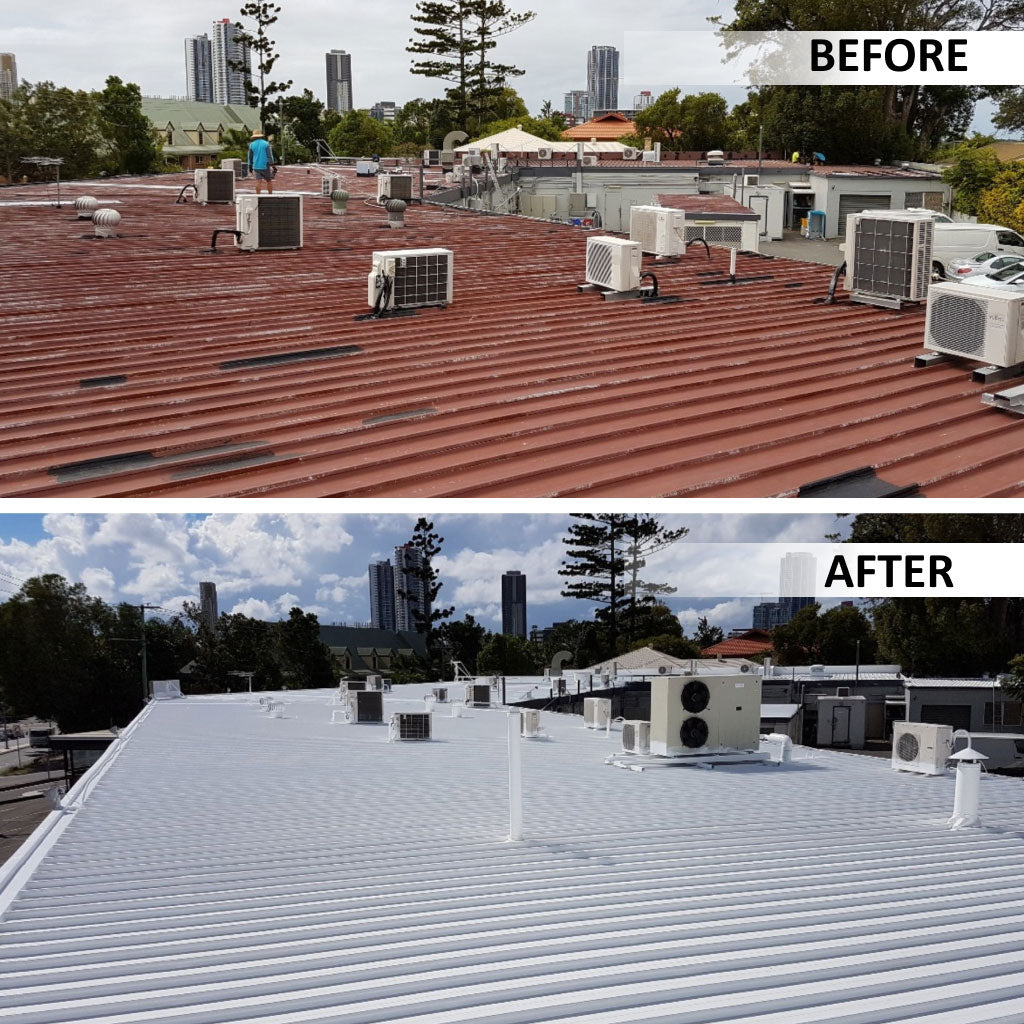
[
  {"left": 914, "top": 351, "right": 951, "bottom": 368},
  {"left": 849, "top": 291, "right": 920, "bottom": 310},
  {"left": 972, "top": 362, "right": 1024, "bottom": 385},
  {"left": 982, "top": 381, "right": 1024, "bottom": 414}
]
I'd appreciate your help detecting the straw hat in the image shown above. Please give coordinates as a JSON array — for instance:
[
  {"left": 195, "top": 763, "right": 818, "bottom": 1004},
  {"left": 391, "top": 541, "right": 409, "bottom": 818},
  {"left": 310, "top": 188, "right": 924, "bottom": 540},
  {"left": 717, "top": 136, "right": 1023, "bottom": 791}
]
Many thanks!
[{"left": 251, "top": 130, "right": 264, "bottom": 138}]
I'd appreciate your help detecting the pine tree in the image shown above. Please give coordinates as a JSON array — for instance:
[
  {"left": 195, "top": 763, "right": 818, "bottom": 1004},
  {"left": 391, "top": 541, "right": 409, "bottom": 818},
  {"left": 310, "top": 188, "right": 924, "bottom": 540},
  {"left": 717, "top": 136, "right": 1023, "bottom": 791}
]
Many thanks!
[
  {"left": 397, "top": 518, "right": 454, "bottom": 674},
  {"left": 230, "top": 2, "right": 293, "bottom": 134}
]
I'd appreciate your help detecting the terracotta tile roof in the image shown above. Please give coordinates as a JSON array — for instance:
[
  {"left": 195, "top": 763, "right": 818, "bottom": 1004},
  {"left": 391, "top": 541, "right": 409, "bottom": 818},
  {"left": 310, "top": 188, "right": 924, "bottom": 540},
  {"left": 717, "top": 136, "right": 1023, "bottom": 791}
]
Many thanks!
[
  {"left": 702, "top": 637, "right": 775, "bottom": 657},
  {"left": 562, "top": 112, "right": 636, "bottom": 140},
  {"left": 3, "top": 167, "right": 1024, "bottom": 498}
]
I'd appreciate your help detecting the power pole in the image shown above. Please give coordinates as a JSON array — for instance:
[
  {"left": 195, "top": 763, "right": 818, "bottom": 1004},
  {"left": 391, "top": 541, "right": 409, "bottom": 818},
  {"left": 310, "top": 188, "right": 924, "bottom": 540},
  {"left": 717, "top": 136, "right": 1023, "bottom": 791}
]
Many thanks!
[{"left": 139, "top": 604, "right": 161, "bottom": 704}]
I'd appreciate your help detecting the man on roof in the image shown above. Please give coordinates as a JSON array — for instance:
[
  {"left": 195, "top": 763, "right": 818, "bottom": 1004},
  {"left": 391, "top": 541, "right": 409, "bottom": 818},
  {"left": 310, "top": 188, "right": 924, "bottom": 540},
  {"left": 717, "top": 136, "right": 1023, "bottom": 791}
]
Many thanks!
[{"left": 248, "top": 130, "right": 276, "bottom": 194}]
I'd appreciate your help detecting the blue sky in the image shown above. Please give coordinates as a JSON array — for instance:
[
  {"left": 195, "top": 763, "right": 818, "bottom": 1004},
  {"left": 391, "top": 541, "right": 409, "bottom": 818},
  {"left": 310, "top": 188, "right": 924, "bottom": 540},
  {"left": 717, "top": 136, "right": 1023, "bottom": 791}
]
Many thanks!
[
  {"left": 3, "top": 2, "right": 1008, "bottom": 136},
  {"left": 0, "top": 512, "right": 849, "bottom": 634}
]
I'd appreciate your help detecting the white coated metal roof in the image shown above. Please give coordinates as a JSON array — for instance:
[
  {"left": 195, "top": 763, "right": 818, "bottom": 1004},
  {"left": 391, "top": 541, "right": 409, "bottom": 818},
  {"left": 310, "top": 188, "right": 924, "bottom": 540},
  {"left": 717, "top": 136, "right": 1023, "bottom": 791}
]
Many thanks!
[
  {"left": 904, "top": 678, "right": 1008, "bottom": 690},
  {"left": 4, "top": 687, "right": 1024, "bottom": 1024}
]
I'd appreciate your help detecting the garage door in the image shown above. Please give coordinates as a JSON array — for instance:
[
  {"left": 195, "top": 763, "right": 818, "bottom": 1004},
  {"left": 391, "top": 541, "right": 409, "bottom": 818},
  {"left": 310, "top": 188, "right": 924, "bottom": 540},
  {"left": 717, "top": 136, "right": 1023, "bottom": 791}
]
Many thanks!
[
  {"left": 920, "top": 704, "right": 972, "bottom": 730},
  {"left": 838, "top": 193, "right": 891, "bottom": 233}
]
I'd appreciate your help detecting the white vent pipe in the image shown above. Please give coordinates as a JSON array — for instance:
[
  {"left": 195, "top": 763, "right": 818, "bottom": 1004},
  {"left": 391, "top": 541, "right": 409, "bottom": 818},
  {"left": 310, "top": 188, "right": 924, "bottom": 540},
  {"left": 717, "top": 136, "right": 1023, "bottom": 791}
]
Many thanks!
[
  {"left": 948, "top": 745, "right": 987, "bottom": 829},
  {"left": 507, "top": 711, "right": 522, "bottom": 841}
]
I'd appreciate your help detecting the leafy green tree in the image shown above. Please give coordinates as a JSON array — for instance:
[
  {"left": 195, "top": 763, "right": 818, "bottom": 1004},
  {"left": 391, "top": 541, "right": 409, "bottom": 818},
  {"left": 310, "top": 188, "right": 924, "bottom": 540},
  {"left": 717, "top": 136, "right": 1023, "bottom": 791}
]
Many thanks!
[
  {"left": 538, "top": 619, "right": 604, "bottom": 672},
  {"left": 388, "top": 651, "right": 431, "bottom": 684},
  {"left": 478, "top": 633, "right": 539, "bottom": 674},
  {"left": 436, "top": 613, "right": 488, "bottom": 673},
  {"left": 977, "top": 163, "right": 1024, "bottom": 234},
  {"left": 144, "top": 615, "right": 198, "bottom": 682},
  {"left": 275, "top": 607, "right": 335, "bottom": 687},
  {"left": 943, "top": 140, "right": 1004, "bottom": 215},
  {"left": 230, "top": 2, "right": 293, "bottom": 132},
  {"left": 627, "top": 634, "right": 702, "bottom": 659},
  {"left": 474, "top": 114, "right": 563, "bottom": 141},
  {"left": 631, "top": 90, "right": 732, "bottom": 153},
  {"left": 692, "top": 616, "right": 724, "bottom": 649},
  {"left": 396, "top": 518, "right": 454, "bottom": 675},
  {"left": 617, "top": 601, "right": 683, "bottom": 653},
  {"left": 394, "top": 97, "right": 456, "bottom": 148},
  {"left": 771, "top": 603, "right": 875, "bottom": 666},
  {"left": 97, "top": 75, "right": 159, "bottom": 174},
  {"left": 327, "top": 109, "right": 394, "bottom": 156},
  {"left": 279, "top": 88, "right": 326, "bottom": 151},
  {"left": 621, "top": 516, "right": 688, "bottom": 643}
]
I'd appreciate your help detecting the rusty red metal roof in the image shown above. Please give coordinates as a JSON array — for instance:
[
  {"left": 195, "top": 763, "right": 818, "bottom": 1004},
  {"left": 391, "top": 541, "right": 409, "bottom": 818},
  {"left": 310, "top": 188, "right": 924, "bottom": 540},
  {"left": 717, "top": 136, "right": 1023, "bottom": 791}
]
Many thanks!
[
  {"left": 2, "top": 167, "right": 1022, "bottom": 498},
  {"left": 657, "top": 194, "right": 758, "bottom": 218}
]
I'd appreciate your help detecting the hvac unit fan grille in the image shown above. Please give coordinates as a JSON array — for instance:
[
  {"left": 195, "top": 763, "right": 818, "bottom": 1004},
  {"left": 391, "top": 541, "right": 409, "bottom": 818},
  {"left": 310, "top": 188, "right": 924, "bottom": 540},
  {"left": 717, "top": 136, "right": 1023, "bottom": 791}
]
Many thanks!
[
  {"left": 397, "top": 712, "right": 431, "bottom": 740},
  {"left": 681, "top": 716, "right": 709, "bottom": 748},
  {"left": 393, "top": 253, "right": 450, "bottom": 307},
  {"left": 470, "top": 684, "right": 490, "bottom": 706},
  {"left": 929, "top": 292, "right": 988, "bottom": 356},
  {"left": 685, "top": 225, "right": 744, "bottom": 247},
  {"left": 206, "top": 170, "right": 235, "bottom": 202},
  {"left": 354, "top": 690, "right": 383, "bottom": 723},
  {"left": 682, "top": 680, "right": 710, "bottom": 714},
  {"left": 629, "top": 208, "right": 658, "bottom": 255},
  {"left": 257, "top": 196, "right": 302, "bottom": 248},
  {"left": 387, "top": 175, "right": 413, "bottom": 201},
  {"left": 852, "top": 218, "right": 932, "bottom": 298},
  {"left": 622, "top": 722, "right": 636, "bottom": 749},
  {"left": 587, "top": 243, "right": 614, "bottom": 286},
  {"left": 896, "top": 731, "right": 920, "bottom": 762}
]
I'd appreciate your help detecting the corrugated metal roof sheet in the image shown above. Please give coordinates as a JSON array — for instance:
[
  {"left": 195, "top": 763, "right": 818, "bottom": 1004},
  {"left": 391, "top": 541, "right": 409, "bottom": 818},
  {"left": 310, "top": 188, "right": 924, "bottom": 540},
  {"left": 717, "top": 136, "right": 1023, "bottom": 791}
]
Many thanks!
[
  {"left": 2, "top": 168, "right": 1021, "bottom": 497},
  {"left": 5, "top": 688, "right": 1024, "bottom": 1024}
]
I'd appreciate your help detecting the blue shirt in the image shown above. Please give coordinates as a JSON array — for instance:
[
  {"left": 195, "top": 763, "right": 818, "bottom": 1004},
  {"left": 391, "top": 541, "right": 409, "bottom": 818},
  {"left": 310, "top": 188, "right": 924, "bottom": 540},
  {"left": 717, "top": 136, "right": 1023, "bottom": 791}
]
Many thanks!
[{"left": 248, "top": 138, "right": 274, "bottom": 170}]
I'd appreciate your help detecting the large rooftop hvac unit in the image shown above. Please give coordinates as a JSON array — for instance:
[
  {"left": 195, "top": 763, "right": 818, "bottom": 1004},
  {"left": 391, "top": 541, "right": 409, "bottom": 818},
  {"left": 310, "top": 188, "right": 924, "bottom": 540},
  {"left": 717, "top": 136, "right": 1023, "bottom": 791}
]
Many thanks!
[
  {"left": 844, "top": 210, "right": 933, "bottom": 305},
  {"left": 629, "top": 205, "right": 686, "bottom": 258},
  {"left": 586, "top": 236, "right": 642, "bottom": 292},
  {"left": 583, "top": 697, "right": 612, "bottom": 729},
  {"left": 378, "top": 173, "right": 413, "bottom": 202},
  {"left": 649, "top": 674, "right": 761, "bottom": 757},
  {"left": 368, "top": 248, "right": 453, "bottom": 312},
  {"left": 235, "top": 194, "right": 303, "bottom": 251},
  {"left": 195, "top": 168, "right": 235, "bottom": 204},
  {"left": 892, "top": 721, "right": 954, "bottom": 775},
  {"left": 466, "top": 683, "right": 491, "bottom": 707},
  {"left": 392, "top": 711, "right": 431, "bottom": 740},
  {"left": 621, "top": 720, "right": 650, "bottom": 754},
  {"left": 925, "top": 282, "right": 1024, "bottom": 367},
  {"left": 348, "top": 689, "right": 384, "bottom": 723}
]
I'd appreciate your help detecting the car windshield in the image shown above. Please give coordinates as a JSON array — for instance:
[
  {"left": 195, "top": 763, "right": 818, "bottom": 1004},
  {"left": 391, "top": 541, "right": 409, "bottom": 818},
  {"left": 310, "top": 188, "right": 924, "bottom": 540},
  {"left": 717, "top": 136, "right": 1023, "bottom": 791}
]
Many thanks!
[{"left": 987, "top": 263, "right": 1024, "bottom": 281}]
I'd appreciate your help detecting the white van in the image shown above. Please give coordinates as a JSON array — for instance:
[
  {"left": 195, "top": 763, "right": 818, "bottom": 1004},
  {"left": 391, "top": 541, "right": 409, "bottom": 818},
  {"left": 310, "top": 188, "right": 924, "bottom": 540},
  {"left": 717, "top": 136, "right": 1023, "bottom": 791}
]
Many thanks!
[{"left": 931, "top": 223, "right": 1024, "bottom": 278}]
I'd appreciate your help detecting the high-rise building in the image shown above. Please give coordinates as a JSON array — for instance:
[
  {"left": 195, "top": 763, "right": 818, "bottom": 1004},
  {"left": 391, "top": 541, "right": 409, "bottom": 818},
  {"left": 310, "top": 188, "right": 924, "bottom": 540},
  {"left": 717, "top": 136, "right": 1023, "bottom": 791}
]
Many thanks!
[
  {"left": 325, "top": 49, "right": 352, "bottom": 112},
  {"left": 368, "top": 560, "right": 397, "bottom": 631},
  {"left": 393, "top": 544, "right": 429, "bottom": 633},
  {"left": 211, "top": 18, "right": 251, "bottom": 107},
  {"left": 633, "top": 90, "right": 653, "bottom": 110},
  {"left": 184, "top": 35, "right": 214, "bottom": 103},
  {"left": 778, "top": 552, "right": 817, "bottom": 623},
  {"left": 563, "top": 89, "right": 590, "bottom": 123},
  {"left": 752, "top": 601, "right": 784, "bottom": 630},
  {"left": 199, "top": 581, "right": 218, "bottom": 631},
  {"left": 501, "top": 571, "right": 527, "bottom": 638},
  {"left": 587, "top": 45, "right": 619, "bottom": 114},
  {"left": 369, "top": 101, "right": 397, "bottom": 123},
  {"left": 0, "top": 53, "right": 17, "bottom": 101}
]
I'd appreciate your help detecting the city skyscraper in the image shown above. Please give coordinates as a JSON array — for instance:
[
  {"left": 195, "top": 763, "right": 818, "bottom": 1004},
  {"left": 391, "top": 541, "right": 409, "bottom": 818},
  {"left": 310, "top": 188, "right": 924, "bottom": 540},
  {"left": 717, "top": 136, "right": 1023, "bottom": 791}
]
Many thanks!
[
  {"left": 587, "top": 45, "right": 619, "bottom": 113},
  {"left": 325, "top": 49, "right": 352, "bottom": 112},
  {"left": 393, "top": 544, "right": 429, "bottom": 633},
  {"left": 633, "top": 90, "right": 653, "bottom": 110},
  {"left": 778, "top": 551, "right": 817, "bottom": 622},
  {"left": 563, "top": 89, "right": 590, "bottom": 123},
  {"left": 0, "top": 53, "right": 17, "bottom": 101},
  {"left": 199, "top": 581, "right": 218, "bottom": 631},
  {"left": 184, "top": 34, "right": 213, "bottom": 103},
  {"left": 368, "top": 560, "right": 397, "bottom": 631},
  {"left": 501, "top": 571, "right": 527, "bottom": 638},
  {"left": 211, "top": 18, "right": 251, "bottom": 107}
]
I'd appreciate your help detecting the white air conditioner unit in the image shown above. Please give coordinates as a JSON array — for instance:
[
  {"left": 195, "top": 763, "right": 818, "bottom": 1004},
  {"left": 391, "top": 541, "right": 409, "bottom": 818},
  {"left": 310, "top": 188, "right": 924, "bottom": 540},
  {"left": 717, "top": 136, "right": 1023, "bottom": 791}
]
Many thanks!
[
  {"left": 743, "top": 174, "right": 760, "bottom": 186},
  {"left": 377, "top": 173, "right": 413, "bottom": 202},
  {"left": 366, "top": 674, "right": 383, "bottom": 690},
  {"left": 621, "top": 720, "right": 650, "bottom": 753},
  {"left": 641, "top": 150, "right": 658, "bottom": 163},
  {"left": 423, "top": 149, "right": 441, "bottom": 165},
  {"left": 925, "top": 282, "right": 1024, "bottom": 367},
  {"left": 392, "top": 711, "right": 431, "bottom": 740},
  {"left": 432, "top": 686, "right": 449, "bottom": 703},
  {"left": 367, "top": 247, "right": 454, "bottom": 311},
  {"left": 536, "top": 146, "right": 553, "bottom": 160},
  {"left": 521, "top": 708, "right": 541, "bottom": 737},
  {"left": 582, "top": 155, "right": 598, "bottom": 166},
  {"left": 583, "top": 697, "right": 612, "bottom": 729},
  {"left": 355, "top": 160, "right": 379, "bottom": 176},
  {"left": 235, "top": 193, "right": 303, "bottom": 251},
  {"left": 706, "top": 149, "right": 726, "bottom": 165},
  {"left": 320, "top": 175, "right": 340, "bottom": 197},
  {"left": 466, "top": 682, "right": 491, "bottom": 707},
  {"left": 657, "top": 665, "right": 670, "bottom": 675},
  {"left": 622, "top": 147, "right": 640, "bottom": 160},
  {"left": 462, "top": 148, "right": 483, "bottom": 169},
  {"left": 195, "top": 168, "right": 235, "bottom": 204},
  {"left": 844, "top": 210, "right": 933, "bottom": 302},
  {"left": 348, "top": 688, "right": 384, "bottom": 723},
  {"left": 892, "top": 721, "right": 954, "bottom": 775},
  {"left": 586, "top": 236, "right": 642, "bottom": 292},
  {"left": 649, "top": 675, "right": 761, "bottom": 756},
  {"left": 219, "top": 157, "right": 243, "bottom": 179},
  {"left": 629, "top": 205, "right": 686, "bottom": 258}
]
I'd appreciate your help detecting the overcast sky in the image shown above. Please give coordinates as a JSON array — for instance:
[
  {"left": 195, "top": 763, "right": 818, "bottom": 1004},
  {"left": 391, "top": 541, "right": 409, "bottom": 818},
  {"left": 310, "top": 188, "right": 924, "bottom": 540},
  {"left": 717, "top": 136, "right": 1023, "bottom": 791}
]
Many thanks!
[
  {"left": 0, "top": 513, "right": 849, "bottom": 634},
  {"left": 3, "top": 2, "right": 1000, "bottom": 132}
]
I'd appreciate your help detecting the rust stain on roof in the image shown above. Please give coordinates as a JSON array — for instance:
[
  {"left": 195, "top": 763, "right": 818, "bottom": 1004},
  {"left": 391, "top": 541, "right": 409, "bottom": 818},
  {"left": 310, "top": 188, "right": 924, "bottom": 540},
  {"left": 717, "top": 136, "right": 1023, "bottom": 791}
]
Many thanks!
[{"left": 0, "top": 168, "right": 1019, "bottom": 497}]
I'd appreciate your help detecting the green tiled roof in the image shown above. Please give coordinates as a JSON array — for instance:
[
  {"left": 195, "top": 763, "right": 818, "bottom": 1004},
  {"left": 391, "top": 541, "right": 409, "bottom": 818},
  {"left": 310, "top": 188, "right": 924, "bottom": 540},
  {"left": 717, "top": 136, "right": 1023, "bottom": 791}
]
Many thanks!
[{"left": 141, "top": 98, "right": 261, "bottom": 132}]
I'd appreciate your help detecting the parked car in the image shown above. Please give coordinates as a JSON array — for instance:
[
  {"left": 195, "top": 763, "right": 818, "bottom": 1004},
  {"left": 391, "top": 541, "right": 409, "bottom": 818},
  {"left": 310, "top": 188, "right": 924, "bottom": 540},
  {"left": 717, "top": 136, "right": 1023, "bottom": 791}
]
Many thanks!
[
  {"left": 906, "top": 207, "right": 954, "bottom": 223},
  {"left": 962, "top": 261, "right": 1024, "bottom": 290},
  {"left": 946, "top": 252, "right": 1024, "bottom": 281},
  {"left": 931, "top": 223, "right": 1024, "bottom": 279}
]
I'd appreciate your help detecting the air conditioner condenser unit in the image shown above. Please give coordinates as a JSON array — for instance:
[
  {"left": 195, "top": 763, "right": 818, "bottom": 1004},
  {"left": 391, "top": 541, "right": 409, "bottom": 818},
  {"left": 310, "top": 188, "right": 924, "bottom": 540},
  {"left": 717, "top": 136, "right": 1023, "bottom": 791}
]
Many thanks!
[
  {"left": 348, "top": 689, "right": 384, "bottom": 723},
  {"left": 844, "top": 209, "right": 933, "bottom": 303},
  {"left": 321, "top": 175, "right": 340, "bottom": 197},
  {"left": 925, "top": 282, "right": 1024, "bottom": 367},
  {"left": 466, "top": 683, "right": 491, "bottom": 707},
  {"left": 649, "top": 675, "right": 761, "bottom": 756},
  {"left": 521, "top": 708, "right": 542, "bottom": 737},
  {"left": 392, "top": 711, "right": 432, "bottom": 740},
  {"left": 235, "top": 193, "right": 303, "bottom": 251},
  {"left": 629, "top": 205, "right": 686, "bottom": 258},
  {"left": 892, "top": 721, "right": 954, "bottom": 775},
  {"left": 585, "top": 236, "right": 642, "bottom": 293},
  {"left": 584, "top": 697, "right": 612, "bottom": 729},
  {"left": 621, "top": 720, "right": 651, "bottom": 753},
  {"left": 378, "top": 173, "right": 413, "bottom": 202},
  {"left": 367, "top": 248, "right": 454, "bottom": 312},
  {"left": 195, "top": 168, "right": 235, "bottom": 204}
]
